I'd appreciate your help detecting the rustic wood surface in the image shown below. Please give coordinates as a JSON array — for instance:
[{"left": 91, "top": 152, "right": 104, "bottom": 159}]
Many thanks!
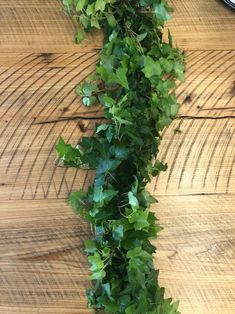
[{"left": 0, "top": 0, "right": 234, "bottom": 313}]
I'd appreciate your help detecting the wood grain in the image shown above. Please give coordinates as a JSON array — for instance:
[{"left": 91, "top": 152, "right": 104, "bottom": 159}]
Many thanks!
[
  {"left": 0, "top": 52, "right": 234, "bottom": 200},
  {"left": 167, "top": 0, "right": 235, "bottom": 50},
  {"left": 0, "top": 0, "right": 234, "bottom": 52},
  {"left": 0, "top": 0, "right": 102, "bottom": 53},
  {"left": 0, "top": 200, "right": 92, "bottom": 313},
  {"left": 0, "top": 1, "right": 234, "bottom": 314},
  {"left": 155, "top": 194, "right": 235, "bottom": 314}
]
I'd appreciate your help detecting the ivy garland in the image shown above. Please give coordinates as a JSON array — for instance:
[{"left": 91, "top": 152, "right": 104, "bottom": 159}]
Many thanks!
[{"left": 56, "top": 0, "right": 184, "bottom": 313}]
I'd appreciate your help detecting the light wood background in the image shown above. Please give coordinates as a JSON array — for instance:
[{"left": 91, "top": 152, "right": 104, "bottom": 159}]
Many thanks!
[{"left": 0, "top": 0, "right": 234, "bottom": 313}]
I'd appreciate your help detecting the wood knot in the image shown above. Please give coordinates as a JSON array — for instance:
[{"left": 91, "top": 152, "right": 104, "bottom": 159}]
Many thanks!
[
  {"left": 60, "top": 107, "right": 69, "bottom": 113},
  {"left": 77, "top": 120, "right": 87, "bottom": 133},
  {"left": 38, "top": 53, "right": 53, "bottom": 64},
  {"left": 231, "top": 80, "right": 235, "bottom": 96},
  {"left": 183, "top": 94, "right": 193, "bottom": 104}
]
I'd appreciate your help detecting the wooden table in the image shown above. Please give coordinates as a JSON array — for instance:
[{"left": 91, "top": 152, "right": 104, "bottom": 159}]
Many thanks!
[{"left": 0, "top": 1, "right": 234, "bottom": 313}]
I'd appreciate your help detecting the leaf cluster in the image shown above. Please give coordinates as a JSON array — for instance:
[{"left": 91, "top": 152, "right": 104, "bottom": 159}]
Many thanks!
[{"left": 58, "top": 0, "right": 184, "bottom": 313}]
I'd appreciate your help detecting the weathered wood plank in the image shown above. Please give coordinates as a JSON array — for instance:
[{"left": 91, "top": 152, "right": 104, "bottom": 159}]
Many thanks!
[
  {"left": 0, "top": 195, "right": 234, "bottom": 314},
  {"left": 0, "top": 0, "right": 102, "bottom": 53},
  {"left": 154, "top": 50, "right": 235, "bottom": 195},
  {"left": 0, "top": 51, "right": 234, "bottom": 200},
  {"left": 0, "top": 52, "right": 99, "bottom": 200},
  {"left": 0, "top": 50, "right": 234, "bottom": 314},
  {"left": 0, "top": 199, "right": 92, "bottom": 313},
  {"left": 0, "top": 0, "right": 235, "bottom": 52},
  {"left": 154, "top": 194, "right": 235, "bottom": 314},
  {"left": 167, "top": 0, "right": 235, "bottom": 50}
]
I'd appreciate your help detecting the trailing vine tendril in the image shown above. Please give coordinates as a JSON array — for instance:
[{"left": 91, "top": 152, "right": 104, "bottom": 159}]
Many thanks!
[{"left": 56, "top": 0, "right": 184, "bottom": 313}]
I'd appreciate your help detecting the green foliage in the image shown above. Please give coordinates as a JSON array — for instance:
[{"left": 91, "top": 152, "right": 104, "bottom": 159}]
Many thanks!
[
  {"left": 58, "top": 0, "right": 184, "bottom": 313},
  {"left": 55, "top": 137, "right": 81, "bottom": 167}
]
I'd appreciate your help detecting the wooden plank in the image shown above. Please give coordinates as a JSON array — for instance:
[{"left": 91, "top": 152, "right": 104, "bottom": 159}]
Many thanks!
[
  {"left": 155, "top": 194, "right": 235, "bottom": 314},
  {"left": 0, "top": 0, "right": 103, "bottom": 53},
  {"left": 0, "top": 0, "right": 235, "bottom": 52},
  {"left": 153, "top": 50, "right": 235, "bottom": 195},
  {"left": 167, "top": 0, "right": 235, "bottom": 50},
  {"left": 0, "top": 195, "right": 234, "bottom": 314},
  {"left": 0, "top": 199, "right": 92, "bottom": 313},
  {"left": 0, "top": 51, "right": 234, "bottom": 200},
  {"left": 0, "top": 52, "right": 100, "bottom": 200},
  {"left": 0, "top": 50, "right": 234, "bottom": 313}
]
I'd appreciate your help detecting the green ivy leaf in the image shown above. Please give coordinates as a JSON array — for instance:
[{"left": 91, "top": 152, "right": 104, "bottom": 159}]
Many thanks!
[
  {"left": 116, "top": 67, "right": 129, "bottom": 89},
  {"left": 171, "top": 103, "right": 179, "bottom": 116},
  {"left": 95, "top": 0, "right": 106, "bottom": 11},
  {"left": 86, "top": 3, "right": 95, "bottom": 16},
  {"left": 151, "top": 160, "right": 168, "bottom": 176},
  {"left": 75, "top": 30, "right": 85, "bottom": 43},
  {"left": 55, "top": 137, "right": 81, "bottom": 167},
  {"left": 99, "top": 94, "right": 116, "bottom": 107},
  {"left": 69, "top": 190, "right": 87, "bottom": 217},
  {"left": 140, "top": 190, "right": 158, "bottom": 207},
  {"left": 80, "top": 15, "right": 89, "bottom": 29},
  {"left": 128, "top": 210, "right": 150, "bottom": 230},
  {"left": 96, "top": 124, "right": 109, "bottom": 133},
  {"left": 143, "top": 56, "right": 162, "bottom": 78},
  {"left": 109, "top": 146, "right": 130, "bottom": 160},
  {"left": 112, "top": 224, "right": 124, "bottom": 241},
  {"left": 160, "top": 58, "right": 174, "bottom": 73},
  {"left": 105, "top": 11, "right": 117, "bottom": 27},
  {"left": 102, "top": 283, "right": 113, "bottom": 300},
  {"left": 82, "top": 96, "right": 97, "bottom": 106},
  {"left": 91, "top": 16, "right": 101, "bottom": 29},
  {"left": 127, "top": 247, "right": 152, "bottom": 267},
  {"left": 76, "top": 0, "right": 87, "bottom": 11},
  {"left": 63, "top": 0, "right": 73, "bottom": 5},
  {"left": 88, "top": 252, "right": 104, "bottom": 272},
  {"left": 82, "top": 83, "right": 98, "bottom": 96},
  {"left": 125, "top": 304, "right": 136, "bottom": 314},
  {"left": 154, "top": 2, "right": 171, "bottom": 22},
  {"left": 128, "top": 191, "right": 139, "bottom": 210},
  {"left": 136, "top": 32, "right": 147, "bottom": 42},
  {"left": 84, "top": 239, "right": 97, "bottom": 253},
  {"left": 90, "top": 269, "right": 106, "bottom": 280},
  {"left": 93, "top": 186, "right": 118, "bottom": 203},
  {"left": 174, "top": 61, "right": 185, "bottom": 81}
]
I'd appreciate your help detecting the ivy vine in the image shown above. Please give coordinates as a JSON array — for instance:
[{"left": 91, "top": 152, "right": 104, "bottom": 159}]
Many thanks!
[{"left": 57, "top": 0, "right": 184, "bottom": 313}]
